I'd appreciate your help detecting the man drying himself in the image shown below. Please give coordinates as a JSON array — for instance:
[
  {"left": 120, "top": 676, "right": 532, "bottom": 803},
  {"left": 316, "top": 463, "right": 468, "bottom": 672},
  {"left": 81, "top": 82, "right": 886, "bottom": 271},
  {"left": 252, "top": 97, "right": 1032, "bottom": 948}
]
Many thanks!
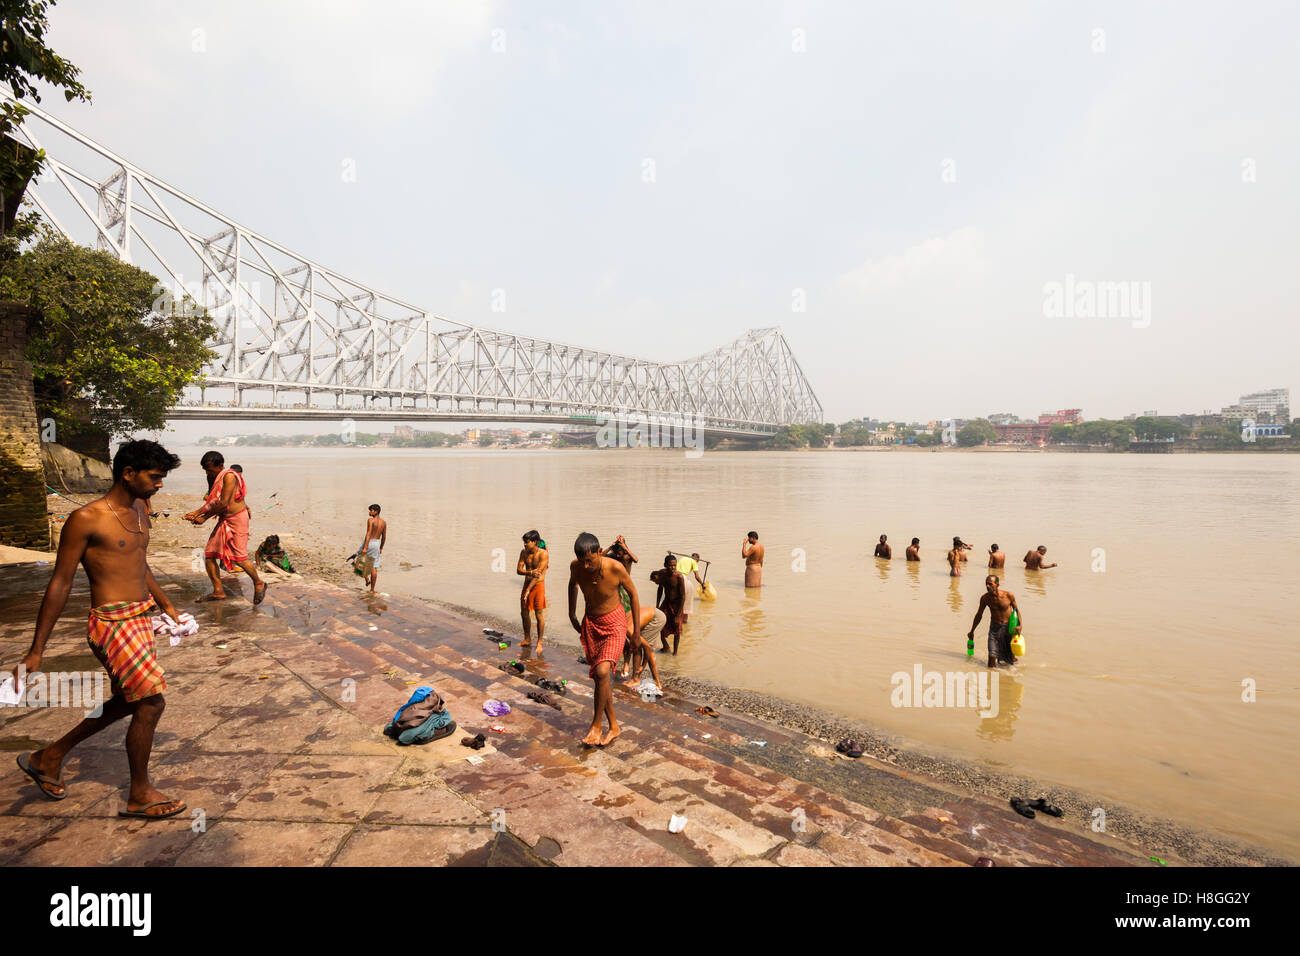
[
  {"left": 742, "top": 531, "right": 764, "bottom": 588},
  {"left": 568, "top": 532, "right": 639, "bottom": 747},
  {"left": 11, "top": 440, "right": 187, "bottom": 818},
  {"left": 874, "top": 535, "right": 892, "bottom": 559},
  {"left": 184, "top": 450, "right": 266, "bottom": 604},
  {"left": 605, "top": 537, "right": 663, "bottom": 689},
  {"left": 906, "top": 537, "right": 921, "bottom": 561},
  {"left": 1024, "top": 545, "right": 1058, "bottom": 570},
  {"left": 517, "top": 530, "right": 549, "bottom": 650},
  {"left": 987, "top": 543, "right": 1006, "bottom": 570},
  {"left": 357, "top": 504, "right": 387, "bottom": 594},
  {"left": 651, "top": 554, "right": 686, "bottom": 656},
  {"left": 968, "top": 574, "right": 1021, "bottom": 668}
]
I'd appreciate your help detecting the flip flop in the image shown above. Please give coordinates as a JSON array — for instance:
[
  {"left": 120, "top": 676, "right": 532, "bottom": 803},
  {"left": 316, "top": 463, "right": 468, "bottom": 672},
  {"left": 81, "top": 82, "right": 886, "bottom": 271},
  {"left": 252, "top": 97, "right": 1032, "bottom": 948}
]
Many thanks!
[
  {"left": 1029, "top": 797, "right": 1064, "bottom": 818},
  {"left": 253, "top": 583, "right": 268, "bottom": 605},
  {"left": 694, "top": 706, "right": 720, "bottom": 718},
  {"left": 16, "top": 753, "right": 67, "bottom": 800},
  {"left": 482, "top": 628, "right": 503, "bottom": 637},
  {"left": 118, "top": 799, "right": 187, "bottom": 820},
  {"left": 1009, "top": 797, "right": 1037, "bottom": 819},
  {"left": 460, "top": 733, "right": 487, "bottom": 750}
]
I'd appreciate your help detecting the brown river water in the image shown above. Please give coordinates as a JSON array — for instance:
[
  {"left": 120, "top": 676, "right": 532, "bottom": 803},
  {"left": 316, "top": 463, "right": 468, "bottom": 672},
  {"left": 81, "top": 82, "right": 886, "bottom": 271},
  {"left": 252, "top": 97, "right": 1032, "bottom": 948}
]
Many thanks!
[{"left": 158, "top": 446, "right": 1299, "bottom": 857}]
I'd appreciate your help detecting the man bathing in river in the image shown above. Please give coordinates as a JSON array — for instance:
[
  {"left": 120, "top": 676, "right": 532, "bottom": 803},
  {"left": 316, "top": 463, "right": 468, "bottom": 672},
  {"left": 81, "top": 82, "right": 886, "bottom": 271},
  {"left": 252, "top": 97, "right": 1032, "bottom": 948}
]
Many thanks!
[
  {"left": 906, "top": 537, "right": 920, "bottom": 561},
  {"left": 1024, "top": 545, "right": 1058, "bottom": 570},
  {"left": 968, "top": 574, "right": 1021, "bottom": 668},
  {"left": 11, "top": 440, "right": 187, "bottom": 819},
  {"left": 651, "top": 555, "right": 686, "bottom": 656},
  {"left": 605, "top": 537, "right": 663, "bottom": 689},
  {"left": 357, "top": 504, "right": 387, "bottom": 594},
  {"left": 874, "top": 534, "right": 892, "bottom": 559},
  {"left": 947, "top": 537, "right": 964, "bottom": 577},
  {"left": 988, "top": 543, "right": 1006, "bottom": 570},
  {"left": 517, "top": 530, "right": 549, "bottom": 650},
  {"left": 184, "top": 450, "right": 266, "bottom": 604},
  {"left": 568, "top": 532, "right": 640, "bottom": 747},
  {"left": 742, "top": 531, "right": 764, "bottom": 587}
]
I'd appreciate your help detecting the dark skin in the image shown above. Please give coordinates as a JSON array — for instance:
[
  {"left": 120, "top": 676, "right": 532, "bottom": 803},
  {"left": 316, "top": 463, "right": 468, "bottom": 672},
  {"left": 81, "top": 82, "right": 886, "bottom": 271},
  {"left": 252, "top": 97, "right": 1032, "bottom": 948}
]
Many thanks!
[
  {"left": 517, "top": 539, "right": 549, "bottom": 649},
  {"left": 184, "top": 462, "right": 265, "bottom": 602},
  {"left": 968, "top": 576, "right": 1021, "bottom": 668},
  {"left": 10, "top": 468, "right": 185, "bottom": 815},
  {"left": 906, "top": 542, "right": 920, "bottom": 561},
  {"left": 1024, "top": 547, "right": 1058, "bottom": 570},
  {"left": 568, "top": 551, "right": 640, "bottom": 747},
  {"left": 360, "top": 508, "right": 387, "bottom": 593},
  {"left": 947, "top": 546, "right": 962, "bottom": 577},
  {"left": 988, "top": 547, "right": 1006, "bottom": 570},
  {"left": 651, "top": 560, "right": 686, "bottom": 655},
  {"left": 604, "top": 537, "right": 662, "bottom": 689},
  {"left": 874, "top": 535, "right": 891, "bottom": 559}
]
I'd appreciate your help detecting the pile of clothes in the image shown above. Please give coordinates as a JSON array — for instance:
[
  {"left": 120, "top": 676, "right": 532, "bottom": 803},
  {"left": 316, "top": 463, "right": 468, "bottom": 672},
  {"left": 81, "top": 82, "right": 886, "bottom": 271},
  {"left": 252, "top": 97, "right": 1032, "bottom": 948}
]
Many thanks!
[{"left": 383, "top": 686, "right": 456, "bottom": 746}]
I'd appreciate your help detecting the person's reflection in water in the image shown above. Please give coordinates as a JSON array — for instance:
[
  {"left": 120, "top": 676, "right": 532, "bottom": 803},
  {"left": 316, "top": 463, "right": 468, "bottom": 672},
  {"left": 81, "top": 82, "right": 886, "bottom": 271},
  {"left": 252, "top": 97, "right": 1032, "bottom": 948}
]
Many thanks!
[
  {"left": 736, "top": 586, "right": 767, "bottom": 650},
  {"left": 975, "top": 670, "right": 1024, "bottom": 742},
  {"left": 876, "top": 556, "right": 892, "bottom": 582},
  {"left": 1022, "top": 572, "right": 1048, "bottom": 598},
  {"left": 905, "top": 561, "right": 921, "bottom": 591},
  {"left": 946, "top": 575, "right": 964, "bottom": 612}
]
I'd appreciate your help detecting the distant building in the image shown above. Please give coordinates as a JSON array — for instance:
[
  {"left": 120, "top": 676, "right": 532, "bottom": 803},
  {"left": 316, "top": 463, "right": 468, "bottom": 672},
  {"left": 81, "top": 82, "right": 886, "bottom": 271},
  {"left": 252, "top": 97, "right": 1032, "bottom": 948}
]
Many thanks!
[
  {"left": 1220, "top": 404, "right": 1248, "bottom": 419},
  {"left": 994, "top": 422, "right": 1051, "bottom": 445},
  {"left": 1037, "top": 409, "right": 1083, "bottom": 425},
  {"left": 1246, "top": 422, "right": 1287, "bottom": 438},
  {"left": 1240, "top": 388, "right": 1289, "bottom": 420},
  {"left": 394, "top": 425, "right": 414, "bottom": 439}
]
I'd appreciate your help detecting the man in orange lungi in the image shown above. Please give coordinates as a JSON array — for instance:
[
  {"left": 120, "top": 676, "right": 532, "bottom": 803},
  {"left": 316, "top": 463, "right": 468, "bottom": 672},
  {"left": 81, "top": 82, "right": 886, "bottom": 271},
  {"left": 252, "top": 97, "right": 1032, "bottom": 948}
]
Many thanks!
[
  {"left": 567, "top": 532, "right": 640, "bottom": 748},
  {"left": 184, "top": 450, "right": 266, "bottom": 604},
  {"left": 517, "top": 529, "right": 549, "bottom": 651},
  {"left": 11, "top": 440, "right": 188, "bottom": 819}
]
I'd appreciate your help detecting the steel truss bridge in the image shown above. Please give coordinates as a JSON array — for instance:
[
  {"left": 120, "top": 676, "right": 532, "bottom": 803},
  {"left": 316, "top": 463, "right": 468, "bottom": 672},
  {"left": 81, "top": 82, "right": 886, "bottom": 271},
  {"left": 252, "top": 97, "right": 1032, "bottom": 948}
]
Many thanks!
[{"left": 7, "top": 100, "right": 821, "bottom": 438}]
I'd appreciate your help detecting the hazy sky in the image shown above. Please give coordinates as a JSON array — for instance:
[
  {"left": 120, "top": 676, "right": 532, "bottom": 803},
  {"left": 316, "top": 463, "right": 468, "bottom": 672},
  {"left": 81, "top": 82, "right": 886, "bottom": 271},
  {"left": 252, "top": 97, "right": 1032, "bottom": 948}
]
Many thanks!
[{"left": 31, "top": 0, "right": 1300, "bottom": 425}]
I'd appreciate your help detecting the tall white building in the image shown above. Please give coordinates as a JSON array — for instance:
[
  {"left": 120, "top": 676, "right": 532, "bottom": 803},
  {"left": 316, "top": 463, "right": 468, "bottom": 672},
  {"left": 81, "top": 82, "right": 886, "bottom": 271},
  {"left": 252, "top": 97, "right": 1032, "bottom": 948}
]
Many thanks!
[{"left": 1239, "top": 388, "right": 1290, "bottom": 419}]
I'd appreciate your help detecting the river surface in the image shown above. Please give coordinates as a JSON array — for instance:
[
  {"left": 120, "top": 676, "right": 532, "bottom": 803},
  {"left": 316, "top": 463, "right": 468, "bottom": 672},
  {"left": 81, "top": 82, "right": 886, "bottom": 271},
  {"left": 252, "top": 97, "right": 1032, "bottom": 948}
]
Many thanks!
[{"left": 165, "top": 446, "right": 1300, "bottom": 857}]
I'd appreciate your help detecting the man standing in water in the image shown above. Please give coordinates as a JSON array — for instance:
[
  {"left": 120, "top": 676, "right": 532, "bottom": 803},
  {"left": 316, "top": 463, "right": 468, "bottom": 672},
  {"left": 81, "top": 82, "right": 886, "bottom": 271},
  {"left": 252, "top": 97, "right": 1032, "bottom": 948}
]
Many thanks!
[
  {"left": 184, "top": 450, "right": 266, "bottom": 604},
  {"left": 988, "top": 543, "right": 1006, "bottom": 569},
  {"left": 568, "top": 532, "right": 640, "bottom": 747},
  {"left": 742, "top": 531, "right": 764, "bottom": 587},
  {"left": 947, "top": 537, "right": 964, "bottom": 577},
  {"left": 906, "top": 538, "right": 921, "bottom": 561},
  {"left": 517, "top": 530, "right": 548, "bottom": 650},
  {"left": 874, "top": 535, "right": 892, "bottom": 558},
  {"left": 651, "top": 554, "right": 686, "bottom": 656},
  {"left": 675, "top": 551, "right": 705, "bottom": 624},
  {"left": 357, "top": 504, "right": 387, "bottom": 594},
  {"left": 11, "top": 440, "right": 187, "bottom": 818},
  {"left": 1024, "top": 545, "right": 1058, "bottom": 570},
  {"left": 968, "top": 574, "right": 1021, "bottom": 668}
]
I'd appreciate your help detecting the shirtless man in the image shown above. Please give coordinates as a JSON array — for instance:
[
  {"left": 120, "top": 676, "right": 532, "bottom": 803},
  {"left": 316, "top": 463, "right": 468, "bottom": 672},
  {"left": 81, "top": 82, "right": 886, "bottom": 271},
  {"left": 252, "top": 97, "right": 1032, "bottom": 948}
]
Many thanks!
[
  {"left": 651, "top": 555, "right": 687, "bottom": 656},
  {"left": 10, "top": 440, "right": 187, "bottom": 818},
  {"left": 905, "top": 537, "right": 921, "bottom": 561},
  {"left": 568, "top": 532, "right": 640, "bottom": 747},
  {"left": 357, "top": 504, "right": 387, "bottom": 593},
  {"left": 184, "top": 450, "right": 266, "bottom": 604},
  {"left": 1024, "top": 545, "right": 1058, "bottom": 570},
  {"left": 874, "top": 535, "right": 892, "bottom": 559},
  {"left": 517, "top": 530, "right": 549, "bottom": 650},
  {"left": 605, "top": 536, "right": 662, "bottom": 689},
  {"left": 968, "top": 574, "right": 1021, "bottom": 668},
  {"left": 947, "top": 537, "right": 963, "bottom": 577},
  {"left": 987, "top": 543, "right": 1006, "bottom": 570},
  {"left": 742, "top": 531, "right": 765, "bottom": 588}
]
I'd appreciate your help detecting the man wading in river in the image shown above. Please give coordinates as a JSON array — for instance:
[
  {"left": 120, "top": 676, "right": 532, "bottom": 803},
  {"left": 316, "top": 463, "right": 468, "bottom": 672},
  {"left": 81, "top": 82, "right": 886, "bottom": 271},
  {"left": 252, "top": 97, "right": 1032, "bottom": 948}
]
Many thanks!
[{"left": 967, "top": 575, "right": 1021, "bottom": 668}]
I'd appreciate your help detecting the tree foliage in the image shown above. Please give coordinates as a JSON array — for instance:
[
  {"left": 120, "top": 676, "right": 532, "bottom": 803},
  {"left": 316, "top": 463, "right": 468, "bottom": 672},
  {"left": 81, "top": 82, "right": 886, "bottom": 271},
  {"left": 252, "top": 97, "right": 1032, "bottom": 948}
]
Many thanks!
[
  {"left": 0, "top": 235, "right": 215, "bottom": 438},
  {"left": 956, "top": 419, "right": 997, "bottom": 447},
  {"left": 1, "top": 0, "right": 91, "bottom": 234}
]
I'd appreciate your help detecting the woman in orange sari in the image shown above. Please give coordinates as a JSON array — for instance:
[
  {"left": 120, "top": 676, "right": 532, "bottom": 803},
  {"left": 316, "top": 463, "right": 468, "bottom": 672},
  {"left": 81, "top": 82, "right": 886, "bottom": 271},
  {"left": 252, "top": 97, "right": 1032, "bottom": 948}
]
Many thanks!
[{"left": 184, "top": 451, "right": 267, "bottom": 603}]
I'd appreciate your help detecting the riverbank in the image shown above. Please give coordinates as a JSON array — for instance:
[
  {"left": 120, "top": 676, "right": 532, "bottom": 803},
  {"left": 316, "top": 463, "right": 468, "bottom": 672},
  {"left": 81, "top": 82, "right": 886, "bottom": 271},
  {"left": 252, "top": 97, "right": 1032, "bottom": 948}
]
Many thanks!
[
  {"left": 33, "top": 491, "right": 1290, "bottom": 865},
  {"left": 0, "top": 549, "right": 1231, "bottom": 867}
]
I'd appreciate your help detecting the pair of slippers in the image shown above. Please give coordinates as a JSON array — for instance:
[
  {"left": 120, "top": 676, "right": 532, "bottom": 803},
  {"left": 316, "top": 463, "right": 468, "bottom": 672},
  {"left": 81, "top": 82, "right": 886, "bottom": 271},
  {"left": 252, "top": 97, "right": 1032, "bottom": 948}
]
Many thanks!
[
  {"left": 496, "top": 660, "right": 526, "bottom": 675},
  {"left": 527, "top": 690, "right": 562, "bottom": 710},
  {"left": 537, "top": 678, "right": 567, "bottom": 695},
  {"left": 1010, "top": 796, "right": 1064, "bottom": 819},
  {"left": 17, "top": 754, "right": 186, "bottom": 819},
  {"left": 460, "top": 733, "right": 487, "bottom": 750},
  {"left": 695, "top": 706, "right": 720, "bottom": 718},
  {"left": 836, "top": 738, "right": 864, "bottom": 759}
]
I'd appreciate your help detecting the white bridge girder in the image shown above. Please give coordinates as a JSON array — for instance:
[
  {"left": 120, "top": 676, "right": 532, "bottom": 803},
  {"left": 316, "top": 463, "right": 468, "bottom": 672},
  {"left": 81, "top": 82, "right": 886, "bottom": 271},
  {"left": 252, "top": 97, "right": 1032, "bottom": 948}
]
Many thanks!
[{"left": 5, "top": 99, "right": 822, "bottom": 436}]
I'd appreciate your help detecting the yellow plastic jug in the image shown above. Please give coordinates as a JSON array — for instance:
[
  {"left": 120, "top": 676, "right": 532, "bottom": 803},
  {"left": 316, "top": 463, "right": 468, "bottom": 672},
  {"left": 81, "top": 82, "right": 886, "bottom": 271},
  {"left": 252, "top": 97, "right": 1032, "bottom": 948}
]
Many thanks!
[
  {"left": 1010, "top": 632, "right": 1025, "bottom": 658},
  {"left": 701, "top": 581, "right": 717, "bottom": 600}
]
